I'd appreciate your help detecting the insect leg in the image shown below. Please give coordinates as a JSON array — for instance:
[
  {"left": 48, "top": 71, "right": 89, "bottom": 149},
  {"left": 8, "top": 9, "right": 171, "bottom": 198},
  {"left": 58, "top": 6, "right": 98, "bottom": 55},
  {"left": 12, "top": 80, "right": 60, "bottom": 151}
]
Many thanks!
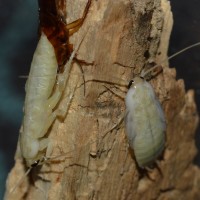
[
  {"left": 67, "top": 0, "right": 92, "bottom": 35},
  {"left": 73, "top": 60, "right": 86, "bottom": 95},
  {"left": 46, "top": 29, "right": 89, "bottom": 119},
  {"left": 36, "top": 138, "right": 54, "bottom": 161},
  {"left": 56, "top": 28, "right": 88, "bottom": 92},
  {"left": 101, "top": 113, "right": 125, "bottom": 140},
  {"left": 120, "top": 141, "right": 130, "bottom": 175},
  {"left": 37, "top": 77, "right": 78, "bottom": 164},
  {"left": 34, "top": 31, "right": 88, "bottom": 159},
  {"left": 55, "top": 77, "right": 78, "bottom": 118},
  {"left": 93, "top": 85, "right": 127, "bottom": 154},
  {"left": 40, "top": 81, "right": 77, "bottom": 139}
]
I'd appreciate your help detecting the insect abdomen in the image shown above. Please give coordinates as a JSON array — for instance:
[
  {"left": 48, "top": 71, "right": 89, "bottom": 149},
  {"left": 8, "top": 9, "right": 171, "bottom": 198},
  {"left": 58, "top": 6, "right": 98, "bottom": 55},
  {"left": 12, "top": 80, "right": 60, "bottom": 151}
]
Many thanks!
[
  {"left": 125, "top": 80, "right": 166, "bottom": 167},
  {"left": 20, "top": 33, "right": 58, "bottom": 167}
]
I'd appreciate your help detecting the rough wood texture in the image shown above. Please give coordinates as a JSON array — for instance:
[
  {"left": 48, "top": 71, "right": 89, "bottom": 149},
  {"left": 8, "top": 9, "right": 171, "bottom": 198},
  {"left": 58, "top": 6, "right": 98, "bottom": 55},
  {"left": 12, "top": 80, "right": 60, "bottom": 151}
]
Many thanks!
[{"left": 4, "top": 0, "right": 200, "bottom": 199}]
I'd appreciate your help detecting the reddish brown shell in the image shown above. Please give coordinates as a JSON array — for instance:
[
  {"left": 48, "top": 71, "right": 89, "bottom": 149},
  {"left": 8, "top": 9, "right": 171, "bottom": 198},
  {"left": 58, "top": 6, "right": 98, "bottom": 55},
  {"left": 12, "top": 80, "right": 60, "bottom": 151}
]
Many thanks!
[
  {"left": 38, "top": 0, "right": 91, "bottom": 72},
  {"left": 38, "top": 0, "right": 72, "bottom": 71}
]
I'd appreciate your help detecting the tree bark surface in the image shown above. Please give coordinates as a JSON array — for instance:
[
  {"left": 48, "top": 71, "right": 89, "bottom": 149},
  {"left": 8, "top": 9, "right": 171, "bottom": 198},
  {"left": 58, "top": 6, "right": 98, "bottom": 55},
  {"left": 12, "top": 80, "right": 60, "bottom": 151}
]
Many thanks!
[{"left": 4, "top": 0, "right": 200, "bottom": 199}]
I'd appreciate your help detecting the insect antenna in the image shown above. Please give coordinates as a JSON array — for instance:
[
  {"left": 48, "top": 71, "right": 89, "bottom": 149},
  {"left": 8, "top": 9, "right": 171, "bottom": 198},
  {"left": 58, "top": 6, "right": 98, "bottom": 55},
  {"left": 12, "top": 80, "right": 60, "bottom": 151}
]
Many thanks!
[
  {"left": 140, "top": 64, "right": 163, "bottom": 80},
  {"left": 83, "top": 76, "right": 128, "bottom": 89},
  {"left": 52, "top": 27, "right": 90, "bottom": 101},
  {"left": 18, "top": 75, "right": 29, "bottom": 79},
  {"left": 81, "top": 41, "right": 200, "bottom": 93},
  {"left": 141, "top": 41, "right": 200, "bottom": 80},
  {"left": 73, "top": 58, "right": 86, "bottom": 96},
  {"left": 10, "top": 167, "right": 32, "bottom": 194},
  {"left": 168, "top": 42, "right": 200, "bottom": 60}
]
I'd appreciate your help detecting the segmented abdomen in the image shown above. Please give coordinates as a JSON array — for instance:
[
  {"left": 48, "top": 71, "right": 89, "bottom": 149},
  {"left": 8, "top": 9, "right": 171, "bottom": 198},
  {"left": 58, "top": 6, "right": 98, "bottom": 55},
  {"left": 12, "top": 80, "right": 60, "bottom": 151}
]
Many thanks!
[
  {"left": 20, "top": 33, "right": 58, "bottom": 165},
  {"left": 125, "top": 81, "right": 166, "bottom": 167}
]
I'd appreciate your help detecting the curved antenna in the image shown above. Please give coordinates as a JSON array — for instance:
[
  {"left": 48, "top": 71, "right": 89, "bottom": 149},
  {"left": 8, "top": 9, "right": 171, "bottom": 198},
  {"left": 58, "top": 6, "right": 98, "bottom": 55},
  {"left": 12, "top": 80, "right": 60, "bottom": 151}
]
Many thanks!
[
  {"left": 141, "top": 42, "right": 200, "bottom": 79},
  {"left": 10, "top": 167, "right": 32, "bottom": 194},
  {"left": 168, "top": 42, "right": 200, "bottom": 60},
  {"left": 140, "top": 64, "right": 162, "bottom": 79}
]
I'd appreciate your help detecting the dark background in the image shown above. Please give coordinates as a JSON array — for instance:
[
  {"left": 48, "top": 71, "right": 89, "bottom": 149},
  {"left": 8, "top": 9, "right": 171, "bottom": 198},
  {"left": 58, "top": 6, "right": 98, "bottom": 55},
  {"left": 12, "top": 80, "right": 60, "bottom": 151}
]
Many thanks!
[
  {"left": 0, "top": 0, "right": 200, "bottom": 198},
  {"left": 0, "top": 0, "right": 38, "bottom": 197},
  {"left": 169, "top": 0, "right": 200, "bottom": 167}
]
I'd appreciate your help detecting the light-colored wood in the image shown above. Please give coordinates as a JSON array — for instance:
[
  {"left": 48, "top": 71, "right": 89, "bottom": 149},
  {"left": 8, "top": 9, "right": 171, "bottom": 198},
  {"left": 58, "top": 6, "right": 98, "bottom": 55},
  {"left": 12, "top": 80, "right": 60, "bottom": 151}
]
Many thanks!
[{"left": 4, "top": 0, "right": 200, "bottom": 199}]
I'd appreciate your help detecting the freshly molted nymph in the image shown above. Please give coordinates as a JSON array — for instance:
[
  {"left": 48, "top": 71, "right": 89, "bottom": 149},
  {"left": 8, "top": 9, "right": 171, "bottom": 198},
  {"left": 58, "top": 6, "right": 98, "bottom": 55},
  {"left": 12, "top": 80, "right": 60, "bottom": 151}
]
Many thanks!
[
  {"left": 20, "top": 33, "right": 58, "bottom": 168},
  {"left": 124, "top": 41, "right": 200, "bottom": 168},
  {"left": 125, "top": 76, "right": 166, "bottom": 168},
  {"left": 20, "top": 31, "right": 85, "bottom": 168},
  {"left": 8, "top": 0, "right": 92, "bottom": 193}
]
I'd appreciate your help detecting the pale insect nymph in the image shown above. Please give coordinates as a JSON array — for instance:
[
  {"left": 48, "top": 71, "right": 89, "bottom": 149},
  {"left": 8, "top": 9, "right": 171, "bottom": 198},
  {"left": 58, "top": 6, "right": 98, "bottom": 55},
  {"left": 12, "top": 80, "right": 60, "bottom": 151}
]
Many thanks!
[
  {"left": 8, "top": 32, "right": 87, "bottom": 194},
  {"left": 19, "top": 0, "right": 91, "bottom": 169},
  {"left": 125, "top": 67, "right": 166, "bottom": 168},
  {"left": 20, "top": 31, "right": 86, "bottom": 168},
  {"left": 8, "top": 1, "right": 92, "bottom": 193},
  {"left": 124, "top": 42, "right": 200, "bottom": 168},
  {"left": 92, "top": 65, "right": 166, "bottom": 169},
  {"left": 101, "top": 42, "right": 200, "bottom": 169}
]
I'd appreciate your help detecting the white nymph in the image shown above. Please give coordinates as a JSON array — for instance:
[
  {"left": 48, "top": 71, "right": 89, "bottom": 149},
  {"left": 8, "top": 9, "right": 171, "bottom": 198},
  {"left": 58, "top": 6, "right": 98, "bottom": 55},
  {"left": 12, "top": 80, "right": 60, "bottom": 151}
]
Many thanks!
[{"left": 125, "top": 73, "right": 166, "bottom": 168}]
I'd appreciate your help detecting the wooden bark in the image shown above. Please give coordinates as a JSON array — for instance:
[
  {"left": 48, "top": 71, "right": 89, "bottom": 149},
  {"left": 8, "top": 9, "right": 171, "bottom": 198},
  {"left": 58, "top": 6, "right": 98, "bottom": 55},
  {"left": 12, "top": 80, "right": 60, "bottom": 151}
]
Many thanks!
[{"left": 4, "top": 0, "right": 200, "bottom": 199}]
